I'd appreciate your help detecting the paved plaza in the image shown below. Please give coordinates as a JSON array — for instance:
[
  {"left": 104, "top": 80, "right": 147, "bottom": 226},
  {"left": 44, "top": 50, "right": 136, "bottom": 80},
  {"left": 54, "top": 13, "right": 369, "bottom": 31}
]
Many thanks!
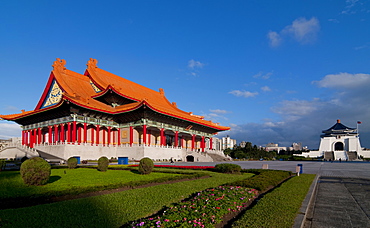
[{"left": 161, "top": 160, "right": 370, "bottom": 227}]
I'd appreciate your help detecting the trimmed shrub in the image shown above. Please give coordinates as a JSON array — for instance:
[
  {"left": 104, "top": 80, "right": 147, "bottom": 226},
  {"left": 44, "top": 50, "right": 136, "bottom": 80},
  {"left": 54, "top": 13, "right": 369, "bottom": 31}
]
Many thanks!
[
  {"left": 138, "top": 157, "right": 154, "bottom": 174},
  {"left": 98, "top": 156, "right": 109, "bottom": 172},
  {"left": 67, "top": 157, "right": 78, "bottom": 169},
  {"left": 20, "top": 157, "right": 51, "bottom": 186},
  {"left": 215, "top": 163, "right": 241, "bottom": 174}
]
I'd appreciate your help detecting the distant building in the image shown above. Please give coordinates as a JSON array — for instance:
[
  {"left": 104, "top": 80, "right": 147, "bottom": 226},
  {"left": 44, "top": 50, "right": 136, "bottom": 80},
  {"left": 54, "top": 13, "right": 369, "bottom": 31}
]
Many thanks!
[
  {"left": 292, "top": 142, "right": 302, "bottom": 151},
  {"left": 264, "top": 143, "right": 287, "bottom": 153},
  {"left": 299, "top": 119, "right": 370, "bottom": 160},
  {"left": 214, "top": 135, "right": 236, "bottom": 150},
  {"left": 239, "top": 141, "right": 247, "bottom": 148}
]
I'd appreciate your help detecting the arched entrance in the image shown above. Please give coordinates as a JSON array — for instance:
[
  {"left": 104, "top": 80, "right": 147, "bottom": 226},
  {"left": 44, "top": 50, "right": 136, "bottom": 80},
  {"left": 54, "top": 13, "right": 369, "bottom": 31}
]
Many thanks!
[
  {"left": 334, "top": 142, "right": 344, "bottom": 151},
  {"left": 186, "top": 155, "right": 194, "bottom": 162}
]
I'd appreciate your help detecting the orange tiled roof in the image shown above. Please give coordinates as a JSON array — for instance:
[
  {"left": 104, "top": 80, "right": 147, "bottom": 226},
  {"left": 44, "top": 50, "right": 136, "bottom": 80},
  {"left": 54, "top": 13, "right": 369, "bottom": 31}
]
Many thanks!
[{"left": 0, "top": 58, "right": 230, "bottom": 131}]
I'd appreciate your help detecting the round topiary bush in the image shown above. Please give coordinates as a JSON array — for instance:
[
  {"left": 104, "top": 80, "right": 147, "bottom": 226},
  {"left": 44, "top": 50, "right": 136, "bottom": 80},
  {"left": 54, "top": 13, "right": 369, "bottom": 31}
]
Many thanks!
[
  {"left": 20, "top": 157, "right": 51, "bottom": 186},
  {"left": 67, "top": 157, "right": 78, "bottom": 169},
  {"left": 98, "top": 156, "right": 109, "bottom": 172},
  {"left": 138, "top": 157, "right": 154, "bottom": 175},
  {"left": 215, "top": 163, "right": 241, "bottom": 174}
]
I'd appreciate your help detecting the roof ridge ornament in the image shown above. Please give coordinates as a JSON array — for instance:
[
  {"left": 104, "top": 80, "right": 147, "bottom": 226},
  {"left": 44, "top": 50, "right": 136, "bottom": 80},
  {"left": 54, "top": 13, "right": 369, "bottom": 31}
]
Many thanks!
[
  {"left": 159, "top": 88, "right": 165, "bottom": 96},
  {"left": 87, "top": 58, "right": 98, "bottom": 69},
  {"left": 52, "top": 58, "right": 66, "bottom": 72}
]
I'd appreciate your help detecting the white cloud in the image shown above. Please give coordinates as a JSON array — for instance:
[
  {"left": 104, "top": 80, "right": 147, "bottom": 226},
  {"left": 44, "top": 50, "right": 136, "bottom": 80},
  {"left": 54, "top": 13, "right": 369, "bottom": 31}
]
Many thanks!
[
  {"left": 0, "top": 122, "right": 22, "bottom": 139},
  {"left": 261, "top": 86, "right": 271, "bottom": 92},
  {"left": 210, "top": 109, "right": 229, "bottom": 114},
  {"left": 267, "top": 31, "right": 282, "bottom": 47},
  {"left": 188, "top": 59, "right": 204, "bottom": 69},
  {"left": 220, "top": 71, "right": 370, "bottom": 149},
  {"left": 253, "top": 71, "right": 273, "bottom": 79},
  {"left": 268, "top": 17, "right": 320, "bottom": 46},
  {"left": 229, "top": 90, "right": 258, "bottom": 98},
  {"left": 313, "top": 73, "right": 370, "bottom": 89},
  {"left": 354, "top": 43, "right": 370, "bottom": 50},
  {"left": 328, "top": 18, "right": 340, "bottom": 23},
  {"left": 282, "top": 17, "right": 320, "bottom": 44},
  {"left": 342, "top": 0, "right": 360, "bottom": 14}
]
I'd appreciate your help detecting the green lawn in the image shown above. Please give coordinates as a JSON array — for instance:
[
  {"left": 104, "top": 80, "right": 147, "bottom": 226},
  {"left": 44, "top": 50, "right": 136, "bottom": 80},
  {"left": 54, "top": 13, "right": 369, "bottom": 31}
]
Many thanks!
[
  {"left": 231, "top": 174, "right": 316, "bottom": 228},
  {"left": 0, "top": 171, "right": 251, "bottom": 228},
  {"left": 0, "top": 168, "right": 186, "bottom": 199}
]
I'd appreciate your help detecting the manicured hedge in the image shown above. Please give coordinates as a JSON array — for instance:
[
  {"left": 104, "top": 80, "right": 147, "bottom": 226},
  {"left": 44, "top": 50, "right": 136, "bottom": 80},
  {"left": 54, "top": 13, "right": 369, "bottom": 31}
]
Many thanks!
[
  {"left": 97, "top": 156, "right": 109, "bottom": 172},
  {"left": 232, "top": 169, "right": 292, "bottom": 191},
  {"left": 67, "top": 157, "right": 78, "bottom": 169},
  {"left": 215, "top": 163, "right": 241, "bottom": 174},
  {"left": 20, "top": 157, "right": 51, "bottom": 186},
  {"left": 138, "top": 158, "right": 154, "bottom": 175}
]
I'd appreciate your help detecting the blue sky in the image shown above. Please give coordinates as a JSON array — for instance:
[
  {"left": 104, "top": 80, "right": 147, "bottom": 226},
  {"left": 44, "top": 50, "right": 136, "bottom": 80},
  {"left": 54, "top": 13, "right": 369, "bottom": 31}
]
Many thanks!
[{"left": 1, "top": 0, "right": 370, "bottom": 149}]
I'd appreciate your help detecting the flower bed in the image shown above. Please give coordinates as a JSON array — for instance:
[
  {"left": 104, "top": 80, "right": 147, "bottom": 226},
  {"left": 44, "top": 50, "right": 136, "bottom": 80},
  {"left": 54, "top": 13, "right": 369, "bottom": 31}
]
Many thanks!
[
  {"left": 125, "top": 186, "right": 258, "bottom": 228},
  {"left": 128, "top": 165, "right": 215, "bottom": 170}
]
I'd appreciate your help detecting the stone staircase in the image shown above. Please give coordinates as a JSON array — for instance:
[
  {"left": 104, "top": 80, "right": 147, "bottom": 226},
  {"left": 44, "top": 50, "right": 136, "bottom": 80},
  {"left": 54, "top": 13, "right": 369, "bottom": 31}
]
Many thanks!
[
  {"left": 324, "top": 151, "right": 334, "bottom": 161},
  {"left": 208, "top": 153, "right": 232, "bottom": 162},
  {"left": 346, "top": 151, "right": 358, "bottom": 161}
]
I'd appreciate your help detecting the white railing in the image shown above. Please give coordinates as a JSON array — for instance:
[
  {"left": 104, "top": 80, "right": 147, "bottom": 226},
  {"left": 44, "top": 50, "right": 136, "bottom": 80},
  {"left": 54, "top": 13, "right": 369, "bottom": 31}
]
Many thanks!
[{"left": 0, "top": 143, "right": 39, "bottom": 157}]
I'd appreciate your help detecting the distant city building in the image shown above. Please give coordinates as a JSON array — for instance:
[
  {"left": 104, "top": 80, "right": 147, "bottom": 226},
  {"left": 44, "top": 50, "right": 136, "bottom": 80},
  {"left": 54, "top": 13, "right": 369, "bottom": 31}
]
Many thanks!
[
  {"left": 292, "top": 142, "right": 303, "bottom": 151},
  {"left": 239, "top": 141, "right": 247, "bottom": 148},
  {"left": 214, "top": 135, "right": 236, "bottom": 150},
  {"left": 264, "top": 143, "right": 287, "bottom": 153}
]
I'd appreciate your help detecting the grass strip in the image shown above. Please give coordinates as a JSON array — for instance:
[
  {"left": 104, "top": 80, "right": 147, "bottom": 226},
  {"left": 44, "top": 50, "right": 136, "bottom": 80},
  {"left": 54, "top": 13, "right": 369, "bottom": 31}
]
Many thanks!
[
  {"left": 231, "top": 174, "right": 315, "bottom": 228},
  {"left": 0, "top": 168, "right": 203, "bottom": 200},
  {"left": 0, "top": 172, "right": 251, "bottom": 228}
]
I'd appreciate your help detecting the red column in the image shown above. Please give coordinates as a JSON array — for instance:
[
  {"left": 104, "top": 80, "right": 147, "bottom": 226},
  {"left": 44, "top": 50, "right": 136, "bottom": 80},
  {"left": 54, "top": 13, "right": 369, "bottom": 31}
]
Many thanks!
[
  {"left": 192, "top": 134, "right": 195, "bottom": 151},
  {"left": 83, "top": 123, "right": 87, "bottom": 143},
  {"left": 96, "top": 125, "right": 100, "bottom": 145},
  {"left": 142, "top": 125, "right": 147, "bottom": 145},
  {"left": 78, "top": 125, "right": 82, "bottom": 144},
  {"left": 54, "top": 125, "right": 58, "bottom": 143},
  {"left": 91, "top": 126, "right": 95, "bottom": 145},
  {"left": 29, "top": 130, "right": 33, "bottom": 148},
  {"left": 112, "top": 128, "right": 115, "bottom": 145},
  {"left": 48, "top": 126, "right": 52, "bottom": 144},
  {"left": 210, "top": 137, "right": 213, "bottom": 150},
  {"left": 129, "top": 126, "right": 133, "bottom": 146},
  {"left": 201, "top": 136, "right": 205, "bottom": 152},
  {"left": 160, "top": 128, "right": 165, "bottom": 146},
  {"left": 175, "top": 131, "right": 178, "bottom": 147},
  {"left": 102, "top": 127, "right": 106, "bottom": 146},
  {"left": 67, "top": 123, "right": 71, "bottom": 143},
  {"left": 60, "top": 124, "right": 65, "bottom": 142},
  {"left": 32, "top": 129, "right": 37, "bottom": 148},
  {"left": 147, "top": 130, "right": 151, "bottom": 145},
  {"left": 38, "top": 128, "right": 42, "bottom": 144},
  {"left": 117, "top": 128, "right": 121, "bottom": 145},
  {"left": 72, "top": 121, "right": 77, "bottom": 143},
  {"left": 107, "top": 127, "right": 111, "bottom": 146}
]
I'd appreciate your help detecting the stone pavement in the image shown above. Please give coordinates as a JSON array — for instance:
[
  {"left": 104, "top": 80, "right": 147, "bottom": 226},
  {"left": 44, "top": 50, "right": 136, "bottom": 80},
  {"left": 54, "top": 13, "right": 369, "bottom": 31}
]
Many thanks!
[
  {"left": 160, "top": 160, "right": 370, "bottom": 227},
  {"left": 302, "top": 176, "right": 370, "bottom": 228}
]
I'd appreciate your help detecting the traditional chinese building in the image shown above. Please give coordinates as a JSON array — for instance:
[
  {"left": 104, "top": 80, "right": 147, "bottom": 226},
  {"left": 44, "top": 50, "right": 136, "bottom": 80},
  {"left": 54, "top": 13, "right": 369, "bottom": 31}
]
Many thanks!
[
  {"left": 0, "top": 58, "right": 230, "bottom": 162},
  {"left": 299, "top": 119, "right": 369, "bottom": 160}
]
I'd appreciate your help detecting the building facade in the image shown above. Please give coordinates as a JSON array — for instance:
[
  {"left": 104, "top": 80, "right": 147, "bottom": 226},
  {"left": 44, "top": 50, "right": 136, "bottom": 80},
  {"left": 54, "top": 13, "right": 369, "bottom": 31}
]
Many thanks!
[
  {"left": 300, "top": 119, "right": 370, "bottom": 160},
  {"left": 0, "top": 59, "right": 230, "bottom": 162}
]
